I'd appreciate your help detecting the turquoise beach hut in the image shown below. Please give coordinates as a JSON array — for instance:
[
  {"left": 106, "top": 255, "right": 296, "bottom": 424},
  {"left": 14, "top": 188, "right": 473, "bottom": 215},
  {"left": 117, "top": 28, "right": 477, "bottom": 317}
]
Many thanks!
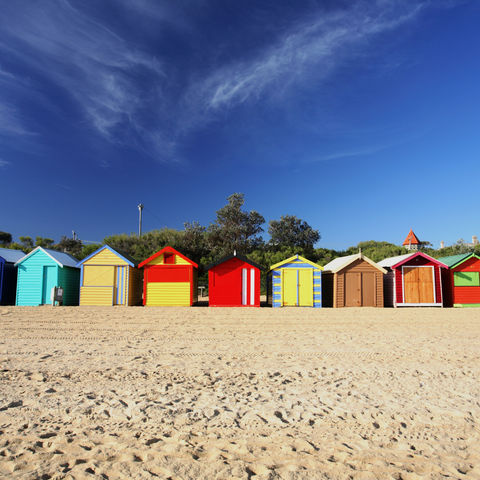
[{"left": 15, "top": 247, "right": 80, "bottom": 306}]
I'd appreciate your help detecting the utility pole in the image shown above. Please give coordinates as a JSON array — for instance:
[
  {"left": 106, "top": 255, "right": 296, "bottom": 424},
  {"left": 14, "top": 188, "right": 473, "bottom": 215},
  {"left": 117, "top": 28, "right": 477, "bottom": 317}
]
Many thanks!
[{"left": 138, "top": 203, "right": 144, "bottom": 237}]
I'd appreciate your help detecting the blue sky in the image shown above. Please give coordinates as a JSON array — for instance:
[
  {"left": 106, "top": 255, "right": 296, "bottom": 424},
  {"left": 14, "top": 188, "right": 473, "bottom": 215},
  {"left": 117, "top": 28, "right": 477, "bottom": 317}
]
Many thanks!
[{"left": 1, "top": 0, "right": 479, "bottom": 249}]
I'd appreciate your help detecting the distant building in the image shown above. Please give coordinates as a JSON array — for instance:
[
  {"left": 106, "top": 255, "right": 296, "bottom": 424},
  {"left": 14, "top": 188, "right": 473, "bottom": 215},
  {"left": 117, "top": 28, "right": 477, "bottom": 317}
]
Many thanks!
[{"left": 403, "top": 229, "right": 421, "bottom": 251}]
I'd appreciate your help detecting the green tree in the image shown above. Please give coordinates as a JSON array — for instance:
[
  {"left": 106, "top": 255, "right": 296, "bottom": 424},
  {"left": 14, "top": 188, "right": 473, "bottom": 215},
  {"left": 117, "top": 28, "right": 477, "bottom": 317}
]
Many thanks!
[
  {"left": 19, "top": 236, "right": 34, "bottom": 250},
  {"left": 55, "top": 236, "right": 83, "bottom": 258},
  {"left": 207, "top": 193, "right": 265, "bottom": 256},
  {"left": 345, "top": 240, "right": 407, "bottom": 263},
  {"left": 0, "top": 231, "right": 12, "bottom": 246},
  {"left": 35, "top": 236, "right": 54, "bottom": 248},
  {"left": 78, "top": 243, "right": 103, "bottom": 260},
  {"left": 181, "top": 222, "right": 209, "bottom": 264},
  {"left": 268, "top": 215, "right": 320, "bottom": 250}
]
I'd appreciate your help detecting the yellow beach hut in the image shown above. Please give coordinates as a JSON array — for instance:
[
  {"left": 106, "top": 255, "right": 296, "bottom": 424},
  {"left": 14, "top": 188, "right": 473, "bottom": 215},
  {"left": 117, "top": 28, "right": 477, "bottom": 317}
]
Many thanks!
[
  {"left": 267, "top": 254, "right": 323, "bottom": 307},
  {"left": 77, "top": 245, "right": 142, "bottom": 306}
]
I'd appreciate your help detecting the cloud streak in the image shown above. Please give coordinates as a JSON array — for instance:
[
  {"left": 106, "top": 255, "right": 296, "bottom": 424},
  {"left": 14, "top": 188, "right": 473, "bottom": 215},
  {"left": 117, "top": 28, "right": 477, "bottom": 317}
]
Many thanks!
[{"left": 0, "top": 0, "right": 432, "bottom": 163}]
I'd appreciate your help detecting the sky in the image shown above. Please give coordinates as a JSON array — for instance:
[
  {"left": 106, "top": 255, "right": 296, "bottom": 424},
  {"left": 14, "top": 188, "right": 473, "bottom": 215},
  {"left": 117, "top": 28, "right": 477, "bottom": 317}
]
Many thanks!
[{"left": 0, "top": 0, "right": 479, "bottom": 250}]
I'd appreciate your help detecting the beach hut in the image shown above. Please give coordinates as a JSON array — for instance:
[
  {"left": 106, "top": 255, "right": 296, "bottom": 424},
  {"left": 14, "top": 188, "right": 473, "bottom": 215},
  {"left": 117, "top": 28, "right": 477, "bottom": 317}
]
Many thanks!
[
  {"left": 77, "top": 245, "right": 143, "bottom": 306},
  {"left": 438, "top": 253, "right": 480, "bottom": 307},
  {"left": 139, "top": 246, "right": 198, "bottom": 306},
  {"left": 15, "top": 247, "right": 80, "bottom": 306},
  {"left": 0, "top": 248, "right": 25, "bottom": 305},
  {"left": 378, "top": 252, "right": 447, "bottom": 307},
  {"left": 267, "top": 254, "right": 322, "bottom": 307},
  {"left": 207, "top": 253, "right": 263, "bottom": 307},
  {"left": 322, "top": 253, "right": 386, "bottom": 307}
]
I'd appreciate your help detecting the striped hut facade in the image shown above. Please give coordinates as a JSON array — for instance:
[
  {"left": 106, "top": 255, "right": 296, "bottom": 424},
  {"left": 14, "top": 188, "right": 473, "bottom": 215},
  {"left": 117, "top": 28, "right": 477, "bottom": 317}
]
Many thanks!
[
  {"left": 268, "top": 255, "right": 322, "bottom": 308},
  {"left": 77, "top": 245, "right": 143, "bottom": 306}
]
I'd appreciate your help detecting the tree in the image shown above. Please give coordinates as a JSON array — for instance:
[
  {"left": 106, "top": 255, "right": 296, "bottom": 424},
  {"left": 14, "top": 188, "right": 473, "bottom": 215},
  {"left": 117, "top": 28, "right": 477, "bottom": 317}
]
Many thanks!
[
  {"left": 268, "top": 215, "right": 320, "bottom": 250},
  {"left": 181, "top": 222, "right": 209, "bottom": 264},
  {"left": 19, "top": 236, "right": 34, "bottom": 250},
  {"left": 35, "top": 236, "right": 54, "bottom": 248},
  {"left": 207, "top": 193, "right": 265, "bottom": 256},
  {"left": 0, "top": 231, "right": 12, "bottom": 246},
  {"left": 55, "top": 236, "right": 83, "bottom": 258}
]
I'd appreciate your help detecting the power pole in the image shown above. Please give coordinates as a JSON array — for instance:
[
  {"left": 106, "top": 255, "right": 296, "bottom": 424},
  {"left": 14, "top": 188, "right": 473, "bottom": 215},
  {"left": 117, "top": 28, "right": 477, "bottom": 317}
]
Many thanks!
[{"left": 138, "top": 203, "right": 144, "bottom": 237}]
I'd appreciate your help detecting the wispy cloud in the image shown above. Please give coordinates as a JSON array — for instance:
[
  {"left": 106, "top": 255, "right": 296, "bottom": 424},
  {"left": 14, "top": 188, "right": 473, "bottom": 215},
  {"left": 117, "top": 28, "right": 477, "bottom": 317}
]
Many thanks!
[
  {"left": 186, "top": 1, "right": 427, "bottom": 116},
  {"left": 0, "top": 0, "right": 434, "bottom": 163},
  {"left": 0, "top": 159, "right": 11, "bottom": 168}
]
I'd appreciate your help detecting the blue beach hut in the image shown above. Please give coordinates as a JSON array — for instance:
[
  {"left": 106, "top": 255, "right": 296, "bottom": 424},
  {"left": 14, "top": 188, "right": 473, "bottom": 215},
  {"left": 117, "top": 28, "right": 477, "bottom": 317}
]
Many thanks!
[
  {"left": 0, "top": 248, "right": 26, "bottom": 305},
  {"left": 15, "top": 247, "right": 80, "bottom": 306},
  {"left": 267, "top": 254, "right": 323, "bottom": 307}
]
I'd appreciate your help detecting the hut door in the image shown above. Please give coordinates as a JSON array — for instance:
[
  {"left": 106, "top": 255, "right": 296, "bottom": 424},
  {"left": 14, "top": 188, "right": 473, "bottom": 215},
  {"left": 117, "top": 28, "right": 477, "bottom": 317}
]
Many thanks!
[
  {"left": 345, "top": 272, "right": 361, "bottom": 307},
  {"left": 404, "top": 267, "right": 434, "bottom": 303},
  {"left": 114, "top": 266, "right": 126, "bottom": 305},
  {"left": 282, "top": 269, "right": 297, "bottom": 306},
  {"left": 42, "top": 266, "right": 56, "bottom": 305},
  {"left": 298, "top": 269, "right": 313, "bottom": 306},
  {"left": 361, "top": 273, "right": 375, "bottom": 306},
  {"left": 241, "top": 268, "right": 256, "bottom": 306}
]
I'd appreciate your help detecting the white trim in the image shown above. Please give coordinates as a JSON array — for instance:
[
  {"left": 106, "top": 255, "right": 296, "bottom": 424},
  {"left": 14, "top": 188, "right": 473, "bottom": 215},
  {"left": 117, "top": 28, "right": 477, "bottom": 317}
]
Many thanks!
[
  {"left": 15, "top": 246, "right": 63, "bottom": 267},
  {"left": 401, "top": 265, "right": 435, "bottom": 304},
  {"left": 242, "top": 268, "right": 247, "bottom": 305},
  {"left": 397, "top": 303, "right": 443, "bottom": 307},
  {"left": 393, "top": 269, "right": 397, "bottom": 307},
  {"left": 250, "top": 268, "right": 255, "bottom": 305}
]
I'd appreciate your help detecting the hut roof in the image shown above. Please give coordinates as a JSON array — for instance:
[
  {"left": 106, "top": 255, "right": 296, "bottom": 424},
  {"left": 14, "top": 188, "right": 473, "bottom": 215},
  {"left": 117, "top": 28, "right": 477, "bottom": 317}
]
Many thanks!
[
  {"left": 139, "top": 246, "right": 198, "bottom": 269},
  {"left": 437, "top": 252, "right": 478, "bottom": 268},
  {"left": 206, "top": 253, "right": 264, "bottom": 271},
  {"left": 0, "top": 248, "right": 26, "bottom": 263},
  {"left": 269, "top": 254, "right": 323, "bottom": 272},
  {"left": 379, "top": 251, "right": 447, "bottom": 270},
  {"left": 378, "top": 253, "right": 414, "bottom": 268},
  {"left": 76, "top": 245, "right": 137, "bottom": 267},
  {"left": 15, "top": 247, "right": 79, "bottom": 268},
  {"left": 323, "top": 253, "right": 387, "bottom": 274}
]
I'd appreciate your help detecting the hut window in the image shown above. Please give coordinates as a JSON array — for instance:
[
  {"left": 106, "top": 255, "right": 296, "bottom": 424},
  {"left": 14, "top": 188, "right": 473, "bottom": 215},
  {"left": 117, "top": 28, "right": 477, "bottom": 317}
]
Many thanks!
[
  {"left": 164, "top": 253, "right": 175, "bottom": 264},
  {"left": 454, "top": 271, "right": 480, "bottom": 287}
]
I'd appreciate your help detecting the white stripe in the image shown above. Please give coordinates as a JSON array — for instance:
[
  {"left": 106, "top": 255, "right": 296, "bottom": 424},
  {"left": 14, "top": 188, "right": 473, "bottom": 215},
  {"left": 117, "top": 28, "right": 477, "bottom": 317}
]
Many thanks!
[
  {"left": 242, "top": 268, "right": 247, "bottom": 305},
  {"left": 250, "top": 268, "right": 255, "bottom": 305}
]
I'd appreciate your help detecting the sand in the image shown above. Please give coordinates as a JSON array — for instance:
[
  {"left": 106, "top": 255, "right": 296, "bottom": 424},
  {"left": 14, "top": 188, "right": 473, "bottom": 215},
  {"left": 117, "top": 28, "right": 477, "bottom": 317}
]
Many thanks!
[{"left": 1, "top": 305, "right": 480, "bottom": 479}]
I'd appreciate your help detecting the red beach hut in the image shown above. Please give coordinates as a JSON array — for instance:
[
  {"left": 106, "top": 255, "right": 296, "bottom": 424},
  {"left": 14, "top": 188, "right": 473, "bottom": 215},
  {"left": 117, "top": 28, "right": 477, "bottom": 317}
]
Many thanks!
[
  {"left": 139, "top": 246, "right": 198, "bottom": 306},
  {"left": 207, "top": 253, "right": 263, "bottom": 307},
  {"left": 378, "top": 252, "right": 448, "bottom": 307}
]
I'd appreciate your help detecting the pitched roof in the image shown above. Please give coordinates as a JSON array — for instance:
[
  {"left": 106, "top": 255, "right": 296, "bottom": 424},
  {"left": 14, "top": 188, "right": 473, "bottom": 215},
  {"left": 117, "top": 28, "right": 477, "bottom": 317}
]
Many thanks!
[
  {"left": 323, "top": 253, "right": 387, "bottom": 274},
  {"left": 206, "top": 253, "right": 265, "bottom": 271},
  {"left": 15, "top": 247, "right": 79, "bottom": 268},
  {"left": 269, "top": 254, "right": 323, "bottom": 272},
  {"left": 0, "top": 248, "right": 26, "bottom": 263},
  {"left": 378, "top": 253, "right": 414, "bottom": 268},
  {"left": 76, "top": 244, "right": 137, "bottom": 267},
  {"left": 437, "top": 252, "right": 477, "bottom": 268},
  {"left": 138, "top": 246, "right": 198, "bottom": 269},
  {"left": 379, "top": 251, "right": 447, "bottom": 270},
  {"left": 403, "top": 229, "right": 420, "bottom": 246}
]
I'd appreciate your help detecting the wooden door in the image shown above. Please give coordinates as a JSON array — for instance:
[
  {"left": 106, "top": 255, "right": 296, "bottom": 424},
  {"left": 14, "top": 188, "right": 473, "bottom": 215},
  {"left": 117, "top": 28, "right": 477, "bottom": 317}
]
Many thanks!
[
  {"left": 404, "top": 267, "right": 434, "bottom": 303},
  {"left": 298, "top": 269, "right": 313, "bottom": 306},
  {"left": 345, "top": 272, "right": 361, "bottom": 307},
  {"left": 283, "top": 269, "right": 297, "bottom": 306},
  {"left": 361, "top": 272, "right": 375, "bottom": 306}
]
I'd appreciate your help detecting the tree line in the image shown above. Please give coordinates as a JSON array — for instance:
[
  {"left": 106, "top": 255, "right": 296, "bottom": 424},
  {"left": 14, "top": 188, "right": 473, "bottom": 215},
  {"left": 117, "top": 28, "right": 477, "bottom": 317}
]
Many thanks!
[{"left": 2, "top": 193, "right": 479, "bottom": 278}]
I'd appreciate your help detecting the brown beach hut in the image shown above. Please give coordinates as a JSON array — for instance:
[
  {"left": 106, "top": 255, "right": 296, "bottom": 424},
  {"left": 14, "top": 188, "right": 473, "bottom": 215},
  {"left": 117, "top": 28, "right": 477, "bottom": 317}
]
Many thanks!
[{"left": 322, "top": 253, "right": 386, "bottom": 307}]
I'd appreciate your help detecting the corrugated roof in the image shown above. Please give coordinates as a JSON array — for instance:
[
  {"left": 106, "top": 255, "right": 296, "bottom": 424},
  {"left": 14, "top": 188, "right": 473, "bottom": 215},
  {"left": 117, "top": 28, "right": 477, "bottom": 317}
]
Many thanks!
[
  {"left": 323, "top": 254, "right": 359, "bottom": 272},
  {"left": 377, "top": 253, "right": 414, "bottom": 268},
  {"left": 16, "top": 247, "right": 79, "bottom": 268},
  {"left": 323, "top": 253, "right": 387, "bottom": 274},
  {"left": 0, "top": 248, "right": 26, "bottom": 263},
  {"left": 437, "top": 253, "right": 472, "bottom": 268}
]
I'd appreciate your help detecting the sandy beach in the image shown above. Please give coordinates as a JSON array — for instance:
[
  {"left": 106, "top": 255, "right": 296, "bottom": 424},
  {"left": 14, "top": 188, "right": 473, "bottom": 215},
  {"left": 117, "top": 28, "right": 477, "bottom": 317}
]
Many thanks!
[{"left": 1, "top": 306, "right": 480, "bottom": 479}]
